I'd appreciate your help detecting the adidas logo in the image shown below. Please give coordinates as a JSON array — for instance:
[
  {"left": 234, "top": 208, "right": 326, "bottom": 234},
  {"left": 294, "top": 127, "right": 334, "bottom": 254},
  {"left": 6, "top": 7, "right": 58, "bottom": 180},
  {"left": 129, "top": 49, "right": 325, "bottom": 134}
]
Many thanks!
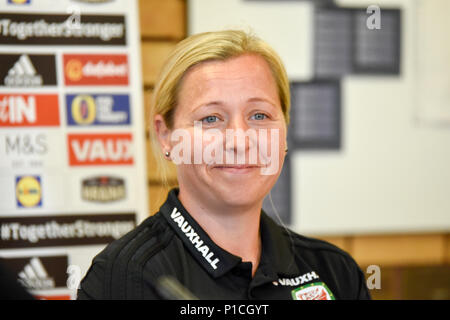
[
  {"left": 4, "top": 54, "right": 43, "bottom": 87},
  {"left": 18, "top": 257, "right": 55, "bottom": 290}
]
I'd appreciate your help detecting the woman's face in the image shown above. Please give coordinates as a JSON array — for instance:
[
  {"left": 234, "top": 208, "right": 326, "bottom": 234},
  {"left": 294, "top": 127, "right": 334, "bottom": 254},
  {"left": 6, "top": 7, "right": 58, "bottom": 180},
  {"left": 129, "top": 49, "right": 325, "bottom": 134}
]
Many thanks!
[{"left": 169, "top": 54, "right": 287, "bottom": 209}]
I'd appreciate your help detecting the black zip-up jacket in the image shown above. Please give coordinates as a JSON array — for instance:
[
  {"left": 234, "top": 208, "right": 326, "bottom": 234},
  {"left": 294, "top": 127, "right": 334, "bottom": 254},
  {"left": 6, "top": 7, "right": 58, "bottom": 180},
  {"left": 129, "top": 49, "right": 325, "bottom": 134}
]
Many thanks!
[{"left": 77, "top": 188, "right": 370, "bottom": 300}]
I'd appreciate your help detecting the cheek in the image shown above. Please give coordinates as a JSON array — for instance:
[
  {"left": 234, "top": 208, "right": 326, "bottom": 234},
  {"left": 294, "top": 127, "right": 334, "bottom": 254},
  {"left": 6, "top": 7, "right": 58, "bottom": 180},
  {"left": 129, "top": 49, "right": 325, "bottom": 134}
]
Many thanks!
[
  {"left": 261, "top": 126, "right": 285, "bottom": 177},
  {"left": 176, "top": 163, "right": 209, "bottom": 188},
  {"left": 259, "top": 126, "right": 286, "bottom": 157}
]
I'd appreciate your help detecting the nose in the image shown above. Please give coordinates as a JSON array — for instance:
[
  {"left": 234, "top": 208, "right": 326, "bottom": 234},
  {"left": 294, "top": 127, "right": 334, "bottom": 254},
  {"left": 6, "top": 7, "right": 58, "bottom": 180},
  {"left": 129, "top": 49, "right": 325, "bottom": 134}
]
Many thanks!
[
  {"left": 226, "top": 113, "right": 249, "bottom": 132},
  {"left": 224, "top": 115, "right": 257, "bottom": 163}
]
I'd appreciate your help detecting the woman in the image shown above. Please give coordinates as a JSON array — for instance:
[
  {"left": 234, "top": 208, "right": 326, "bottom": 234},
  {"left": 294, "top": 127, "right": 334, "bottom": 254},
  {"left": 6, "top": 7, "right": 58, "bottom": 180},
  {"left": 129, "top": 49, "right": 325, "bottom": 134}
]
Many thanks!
[{"left": 78, "top": 30, "right": 370, "bottom": 300}]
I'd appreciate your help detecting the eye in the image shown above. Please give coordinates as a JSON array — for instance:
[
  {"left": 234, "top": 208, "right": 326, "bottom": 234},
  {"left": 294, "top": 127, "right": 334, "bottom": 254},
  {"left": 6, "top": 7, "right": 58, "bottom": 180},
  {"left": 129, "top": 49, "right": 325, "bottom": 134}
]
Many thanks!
[
  {"left": 251, "top": 113, "right": 268, "bottom": 120},
  {"left": 201, "top": 115, "right": 219, "bottom": 124}
]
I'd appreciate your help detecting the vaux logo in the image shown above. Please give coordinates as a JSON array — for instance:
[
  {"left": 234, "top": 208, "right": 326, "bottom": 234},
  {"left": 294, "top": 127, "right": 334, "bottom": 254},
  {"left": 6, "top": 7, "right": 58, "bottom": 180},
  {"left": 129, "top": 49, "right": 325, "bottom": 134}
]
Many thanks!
[
  {"left": 0, "top": 94, "right": 59, "bottom": 127},
  {"left": 68, "top": 133, "right": 133, "bottom": 166},
  {"left": 63, "top": 54, "right": 128, "bottom": 86},
  {"left": 170, "top": 207, "right": 220, "bottom": 270},
  {"left": 273, "top": 271, "right": 320, "bottom": 287},
  {"left": 66, "top": 94, "right": 130, "bottom": 126}
]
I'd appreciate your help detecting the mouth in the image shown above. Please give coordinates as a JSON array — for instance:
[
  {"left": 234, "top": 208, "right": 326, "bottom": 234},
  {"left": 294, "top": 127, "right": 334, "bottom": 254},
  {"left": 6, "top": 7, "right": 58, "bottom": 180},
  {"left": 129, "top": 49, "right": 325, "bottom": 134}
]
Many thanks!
[{"left": 212, "top": 164, "right": 262, "bottom": 174}]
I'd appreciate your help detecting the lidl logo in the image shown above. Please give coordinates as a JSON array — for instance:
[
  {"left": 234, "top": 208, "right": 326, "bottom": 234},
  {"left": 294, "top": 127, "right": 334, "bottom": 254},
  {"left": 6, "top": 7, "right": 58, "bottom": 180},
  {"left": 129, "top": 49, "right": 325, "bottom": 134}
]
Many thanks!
[
  {"left": 66, "top": 94, "right": 130, "bottom": 126},
  {"left": 8, "top": 0, "right": 31, "bottom": 4},
  {"left": 15, "top": 175, "right": 42, "bottom": 208}
]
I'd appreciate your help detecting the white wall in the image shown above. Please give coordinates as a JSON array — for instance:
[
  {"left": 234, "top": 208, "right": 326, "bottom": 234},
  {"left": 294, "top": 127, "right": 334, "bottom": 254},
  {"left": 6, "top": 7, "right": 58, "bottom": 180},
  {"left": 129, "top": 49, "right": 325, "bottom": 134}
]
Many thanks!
[
  {"left": 188, "top": 0, "right": 315, "bottom": 80},
  {"left": 188, "top": 0, "right": 450, "bottom": 235}
]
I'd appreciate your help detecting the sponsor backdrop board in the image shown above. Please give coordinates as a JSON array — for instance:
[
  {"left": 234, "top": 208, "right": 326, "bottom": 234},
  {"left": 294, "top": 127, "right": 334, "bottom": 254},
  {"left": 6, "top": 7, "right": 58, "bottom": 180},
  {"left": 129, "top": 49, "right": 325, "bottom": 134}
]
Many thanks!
[{"left": 0, "top": 0, "right": 148, "bottom": 300}]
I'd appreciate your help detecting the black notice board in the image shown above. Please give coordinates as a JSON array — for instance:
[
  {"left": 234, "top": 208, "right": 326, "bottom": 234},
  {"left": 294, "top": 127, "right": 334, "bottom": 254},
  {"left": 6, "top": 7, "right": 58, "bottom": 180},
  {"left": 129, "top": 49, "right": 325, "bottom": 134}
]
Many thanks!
[
  {"left": 289, "top": 80, "right": 341, "bottom": 150},
  {"left": 352, "top": 9, "right": 401, "bottom": 74},
  {"left": 314, "top": 6, "right": 401, "bottom": 78},
  {"left": 314, "top": 9, "right": 354, "bottom": 78}
]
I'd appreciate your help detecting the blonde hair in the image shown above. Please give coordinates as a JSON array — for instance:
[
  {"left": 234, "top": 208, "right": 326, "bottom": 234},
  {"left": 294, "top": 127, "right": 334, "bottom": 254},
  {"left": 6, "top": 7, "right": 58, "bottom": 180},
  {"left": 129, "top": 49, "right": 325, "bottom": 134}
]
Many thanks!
[{"left": 149, "top": 30, "right": 291, "bottom": 186}]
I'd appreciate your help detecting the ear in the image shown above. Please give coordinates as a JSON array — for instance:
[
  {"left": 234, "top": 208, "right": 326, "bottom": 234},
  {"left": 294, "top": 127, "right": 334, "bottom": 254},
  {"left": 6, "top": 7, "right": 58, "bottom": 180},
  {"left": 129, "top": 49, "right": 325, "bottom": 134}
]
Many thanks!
[{"left": 153, "top": 114, "right": 172, "bottom": 156}]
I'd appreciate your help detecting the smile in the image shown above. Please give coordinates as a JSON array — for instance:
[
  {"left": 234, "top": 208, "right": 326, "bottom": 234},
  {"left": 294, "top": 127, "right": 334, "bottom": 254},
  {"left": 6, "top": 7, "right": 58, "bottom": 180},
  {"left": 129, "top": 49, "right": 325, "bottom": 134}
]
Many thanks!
[{"left": 212, "top": 165, "right": 261, "bottom": 174}]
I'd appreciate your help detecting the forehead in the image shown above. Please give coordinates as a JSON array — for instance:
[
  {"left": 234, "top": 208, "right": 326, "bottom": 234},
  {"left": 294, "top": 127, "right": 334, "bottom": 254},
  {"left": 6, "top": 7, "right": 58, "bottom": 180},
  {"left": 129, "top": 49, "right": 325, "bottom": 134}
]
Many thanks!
[{"left": 177, "top": 54, "right": 279, "bottom": 106}]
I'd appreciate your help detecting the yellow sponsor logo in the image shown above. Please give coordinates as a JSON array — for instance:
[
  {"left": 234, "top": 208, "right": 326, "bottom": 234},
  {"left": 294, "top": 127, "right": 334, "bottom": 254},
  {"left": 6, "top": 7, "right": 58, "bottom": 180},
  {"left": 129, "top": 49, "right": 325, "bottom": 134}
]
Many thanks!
[
  {"left": 16, "top": 176, "right": 42, "bottom": 208},
  {"left": 65, "top": 59, "right": 83, "bottom": 82},
  {"left": 9, "top": 0, "right": 30, "bottom": 4},
  {"left": 71, "top": 95, "right": 96, "bottom": 125}
]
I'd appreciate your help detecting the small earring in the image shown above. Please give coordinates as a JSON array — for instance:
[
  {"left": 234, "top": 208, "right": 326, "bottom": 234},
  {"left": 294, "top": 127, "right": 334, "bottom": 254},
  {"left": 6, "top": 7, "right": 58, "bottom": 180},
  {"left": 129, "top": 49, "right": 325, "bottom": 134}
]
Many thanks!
[
  {"left": 285, "top": 148, "right": 288, "bottom": 153},
  {"left": 165, "top": 151, "right": 170, "bottom": 158}
]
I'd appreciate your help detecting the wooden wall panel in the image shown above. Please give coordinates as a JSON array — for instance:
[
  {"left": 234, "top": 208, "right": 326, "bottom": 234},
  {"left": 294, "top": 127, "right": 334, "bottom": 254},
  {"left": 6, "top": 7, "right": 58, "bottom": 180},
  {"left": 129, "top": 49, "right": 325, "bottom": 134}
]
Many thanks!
[
  {"left": 139, "top": 0, "right": 185, "bottom": 218},
  {"left": 139, "top": 0, "right": 186, "bottom": 39},
  {"left": 141, "top": 42, "right": 177, "bottom": 86},
  {"left": 446, "top": 234, "right": 450, "bottom": 264},
  {"left": 317, "top": 236, "right": 351, "bottom": 254},
  {"left": 148, "top": 184, "right": 172, "bottom": 215},
  {"left": 351, "top": 234, "right": 447, "bottom": 267}
]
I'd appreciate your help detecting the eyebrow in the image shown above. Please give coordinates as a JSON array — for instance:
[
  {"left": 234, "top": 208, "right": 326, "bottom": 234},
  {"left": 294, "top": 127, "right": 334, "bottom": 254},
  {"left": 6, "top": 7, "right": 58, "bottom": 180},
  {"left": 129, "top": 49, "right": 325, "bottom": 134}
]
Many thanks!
[
  {"left": 246, "top": 97, "right": 278, "bottom": 109},
  {"left": 191, "top": 101, "right": 223, "bottom": 113},
  {"left": 193, "top": 97, "right": 278, "bottom": 112}
]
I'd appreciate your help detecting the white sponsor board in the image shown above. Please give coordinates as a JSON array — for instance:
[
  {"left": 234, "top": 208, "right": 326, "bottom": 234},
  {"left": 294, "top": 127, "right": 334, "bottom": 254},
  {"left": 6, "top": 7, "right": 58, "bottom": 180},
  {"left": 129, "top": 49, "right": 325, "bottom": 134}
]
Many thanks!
[{"left": 0, "top": 0, "right": 147, "bottom": 300}]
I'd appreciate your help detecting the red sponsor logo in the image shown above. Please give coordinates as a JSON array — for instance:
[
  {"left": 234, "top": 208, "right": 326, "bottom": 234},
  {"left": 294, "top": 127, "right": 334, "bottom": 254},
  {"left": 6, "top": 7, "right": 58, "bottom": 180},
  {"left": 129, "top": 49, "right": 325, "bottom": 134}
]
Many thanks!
[
  {"left": 68, "top": 133, "right": 133, "bottom": 166},
  {"left": 296, "top": 287, "right": 329, "bottom": 300},
  {"left": 292, "top": 282, "right": 335, "bottom": 300},
  {"left": 63, "top": 54, "right": 129, "bottom": 86},
  {"left": 0, "top": 94, "right": 59, "bottom": 127}
]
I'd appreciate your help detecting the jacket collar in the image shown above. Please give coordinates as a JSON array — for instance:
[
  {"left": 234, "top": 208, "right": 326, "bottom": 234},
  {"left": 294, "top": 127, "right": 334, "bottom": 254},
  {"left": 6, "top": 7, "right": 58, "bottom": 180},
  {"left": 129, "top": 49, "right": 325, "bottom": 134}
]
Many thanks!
[{"left": 160, "top": 188, "right": 300, "bottom": 279}]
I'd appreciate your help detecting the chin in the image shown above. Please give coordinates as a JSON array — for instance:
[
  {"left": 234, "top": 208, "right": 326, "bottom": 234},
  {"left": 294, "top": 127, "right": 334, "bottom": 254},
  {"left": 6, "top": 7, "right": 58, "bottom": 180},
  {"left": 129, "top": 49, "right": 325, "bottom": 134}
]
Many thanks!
[
  {"left": 179, "top": 164, "right": 281, "bottom": 209},
  {"left": 211, "top": 177, "right": 274, "bottom": 209}
]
